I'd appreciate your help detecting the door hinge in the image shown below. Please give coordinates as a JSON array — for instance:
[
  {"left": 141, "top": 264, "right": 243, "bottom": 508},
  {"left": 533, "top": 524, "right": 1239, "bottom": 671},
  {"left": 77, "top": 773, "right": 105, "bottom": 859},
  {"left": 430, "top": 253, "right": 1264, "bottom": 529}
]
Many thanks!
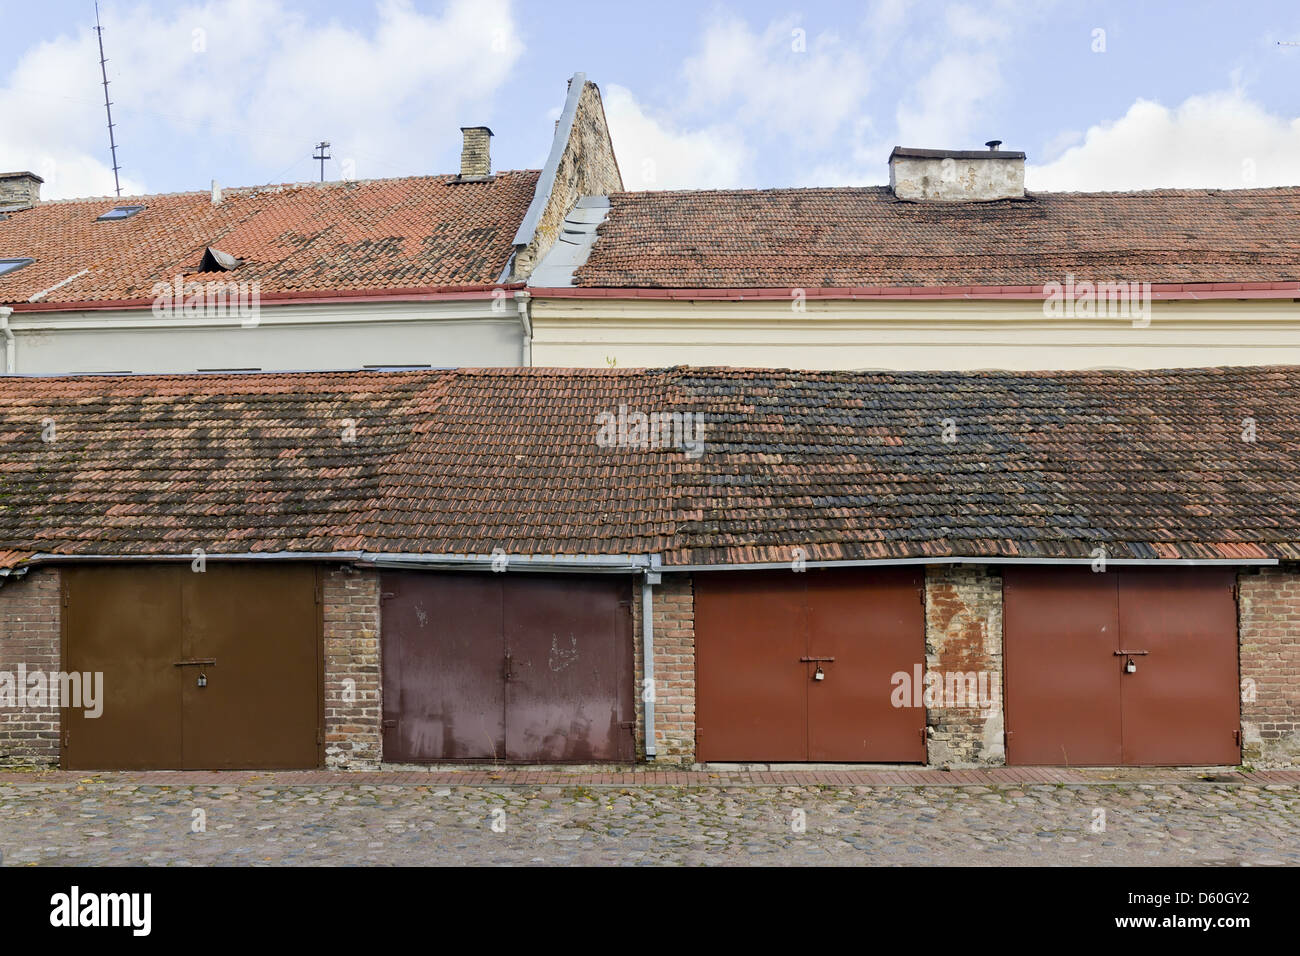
[
  {"left": 380, "top": 590, "right": 397, "bottom": 602},
  {"left": 316, "top": 728, "right": 324, "bottom": 745},
  {"left": 382, "top": 719, "right": 397, "bottom": 729},
  {"left": 1233, "top": 729, "right": 1242, "bottom": 745},
  {"left": 62, "top": 728, "right": 70, "bottom": 748},
  {"left": 618, "top": 720, "right": 635, "bottom": 729}
]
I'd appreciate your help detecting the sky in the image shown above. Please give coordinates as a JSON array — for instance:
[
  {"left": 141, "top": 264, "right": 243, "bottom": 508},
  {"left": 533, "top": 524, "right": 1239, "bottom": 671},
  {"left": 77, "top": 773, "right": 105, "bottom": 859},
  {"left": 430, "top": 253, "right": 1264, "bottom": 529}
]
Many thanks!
[{"left": 2, "top": 0, "right": 1299, "bottom": 200}]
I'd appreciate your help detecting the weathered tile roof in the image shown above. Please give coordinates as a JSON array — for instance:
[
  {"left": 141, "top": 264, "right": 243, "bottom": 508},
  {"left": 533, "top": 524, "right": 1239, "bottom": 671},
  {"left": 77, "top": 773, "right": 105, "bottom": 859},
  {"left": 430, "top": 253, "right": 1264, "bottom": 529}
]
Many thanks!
[
  {"left": 669, "top": 366, "right": 1300, "bottom": 564},
  {"left": 0, "top": 173, "right": 539, "bottom": 306},
  {"left": 0, "top": 365, "right": 1297, "bottom": 566},
  {"left": 570, "top": 186, "right": 1300, "bottom": 289},
  {"left": 0, "top": 371, "right": 432, "bottom": 557}
]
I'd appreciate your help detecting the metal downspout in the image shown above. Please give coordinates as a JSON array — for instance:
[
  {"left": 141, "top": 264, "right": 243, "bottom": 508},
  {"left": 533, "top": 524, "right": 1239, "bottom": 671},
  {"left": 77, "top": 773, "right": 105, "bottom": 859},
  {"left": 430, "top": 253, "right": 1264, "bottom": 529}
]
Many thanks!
[
  {"left": 642, "top": 558, "right": 661, "bottom": 760},
  {"left": 514, "top": 290, "right": 532, "bottom": 367},
  {"left": 0, "top": 307, "right": 14, "bottom": 373}
]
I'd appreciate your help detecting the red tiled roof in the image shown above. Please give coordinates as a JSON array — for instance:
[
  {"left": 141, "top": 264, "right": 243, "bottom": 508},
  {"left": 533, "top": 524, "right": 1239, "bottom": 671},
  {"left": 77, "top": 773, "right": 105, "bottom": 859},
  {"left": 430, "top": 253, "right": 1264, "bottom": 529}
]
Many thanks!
[
  {"left": 572, "top": 186, "right": 1300, "bottom": 289},
  {"left": 0, "top": 365, "right": 1297, "bottom": 566},
  {"left": 0, "top": 173, "right": 540, "bottom": 306}
]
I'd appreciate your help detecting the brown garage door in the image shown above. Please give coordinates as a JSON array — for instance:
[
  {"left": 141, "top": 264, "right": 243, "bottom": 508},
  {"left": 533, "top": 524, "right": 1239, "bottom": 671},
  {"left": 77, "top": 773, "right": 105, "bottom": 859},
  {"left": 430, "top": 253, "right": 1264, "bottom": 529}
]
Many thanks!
[
  {"left": 1004, "top": 567, "right": 1240, "bottom": 766},
  {"left": 63, "top": 563, "right": 322, "bottom": 770},
  {"left": 695, "top": 568, "right": 926, "bottom": 763},
  {"left": 381, "top": 572, "right": 636, "bottom": 763}
]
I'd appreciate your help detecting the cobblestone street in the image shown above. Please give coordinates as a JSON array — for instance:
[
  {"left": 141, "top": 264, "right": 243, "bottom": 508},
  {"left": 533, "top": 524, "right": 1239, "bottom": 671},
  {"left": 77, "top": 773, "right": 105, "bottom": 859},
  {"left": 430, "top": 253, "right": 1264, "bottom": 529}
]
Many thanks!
[{"left": 1, "top": 777, "right": 1296, "bottom": 866}]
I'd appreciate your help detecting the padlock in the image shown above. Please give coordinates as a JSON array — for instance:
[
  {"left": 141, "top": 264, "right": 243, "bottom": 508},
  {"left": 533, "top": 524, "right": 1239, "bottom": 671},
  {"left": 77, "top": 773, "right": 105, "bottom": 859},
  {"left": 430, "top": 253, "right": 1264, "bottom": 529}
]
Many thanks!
[
  {"left": 814, "top": 664, "right": 825, "bottom": 681},
  {"left": 1124, "top": 658, "right": 1136, "bottom": 674},
  {"left": 197, "top": 671, "right": 208, "bottom": 688}
]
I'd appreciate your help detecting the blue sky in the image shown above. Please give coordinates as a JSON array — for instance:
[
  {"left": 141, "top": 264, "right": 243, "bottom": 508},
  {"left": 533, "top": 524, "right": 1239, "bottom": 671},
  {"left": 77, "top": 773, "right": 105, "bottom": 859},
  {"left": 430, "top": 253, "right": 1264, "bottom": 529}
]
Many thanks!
[{"left": 3, "top": 0, "right": 1300, "bottom": 199}]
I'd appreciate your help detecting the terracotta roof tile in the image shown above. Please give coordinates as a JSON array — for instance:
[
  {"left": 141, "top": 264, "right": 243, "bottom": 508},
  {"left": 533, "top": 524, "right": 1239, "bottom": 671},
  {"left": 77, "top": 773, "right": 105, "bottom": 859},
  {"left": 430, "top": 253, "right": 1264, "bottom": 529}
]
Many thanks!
[
  {"left": 573, "top": 186, "right": 1300, "bottom": 288},
  {"left": 0, "top": 365, "right": 1297, "bottom": 565},
  {"left": 0, "top": 173, "right": 540, "bottom": 306}
]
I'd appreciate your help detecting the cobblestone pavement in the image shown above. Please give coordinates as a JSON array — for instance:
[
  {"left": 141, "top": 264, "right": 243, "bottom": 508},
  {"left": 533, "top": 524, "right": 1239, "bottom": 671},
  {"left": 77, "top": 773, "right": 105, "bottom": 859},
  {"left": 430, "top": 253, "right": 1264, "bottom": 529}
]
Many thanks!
[{"left": 0, "top": 781, "right": 1296, "bottom": 865}]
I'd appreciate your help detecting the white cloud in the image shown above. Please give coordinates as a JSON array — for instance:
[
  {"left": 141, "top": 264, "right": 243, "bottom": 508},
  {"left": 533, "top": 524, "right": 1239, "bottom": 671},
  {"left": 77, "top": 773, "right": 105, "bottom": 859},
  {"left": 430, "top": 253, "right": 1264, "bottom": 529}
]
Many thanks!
[
  {"left": 1027, "top": 91, "right": 1300, "bottom": 191},
  {"left": 681, "top": 16, "right": 871, "bottom": 147},
  {"left": 0, "top": 0, "right": 523, "bottom": 198},
  {"left": 894, "top": 50, "right": 1004, "bottom": 148},
  {"left": 603, "top": 84, "right": 747, "bottom": 191}
]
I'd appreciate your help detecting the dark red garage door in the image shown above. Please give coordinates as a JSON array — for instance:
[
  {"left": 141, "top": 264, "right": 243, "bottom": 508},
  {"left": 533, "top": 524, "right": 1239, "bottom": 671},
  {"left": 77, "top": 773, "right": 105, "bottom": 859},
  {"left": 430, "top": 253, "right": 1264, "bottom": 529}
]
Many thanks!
[
  {"left": 1003, "top": 567, "right": 1240, "bottom": 766},
  {"left": 695, "top": 568, "right": 925, "bottom": 763},
  {"left": 381, "top": 572, "right": 636, "bottom": 763}
]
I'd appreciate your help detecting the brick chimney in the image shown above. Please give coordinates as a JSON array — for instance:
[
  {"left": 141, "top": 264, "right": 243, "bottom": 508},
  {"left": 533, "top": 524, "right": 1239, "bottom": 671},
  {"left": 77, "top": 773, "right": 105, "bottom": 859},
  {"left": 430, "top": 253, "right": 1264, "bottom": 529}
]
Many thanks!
[
  {"left": 0, "top": 171, "right": 43, "bottom": 210},
  {"left": 457, "top": 126, "right": 493, "bottom": 181},
  {"left": 889, "top": 143, "right": 1025, "bottom": 201}
]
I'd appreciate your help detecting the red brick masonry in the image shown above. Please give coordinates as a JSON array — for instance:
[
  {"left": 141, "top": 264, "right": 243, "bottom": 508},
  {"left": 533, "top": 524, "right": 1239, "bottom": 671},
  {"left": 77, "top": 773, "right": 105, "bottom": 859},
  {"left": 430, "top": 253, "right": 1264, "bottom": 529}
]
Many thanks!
[
  {"left": 0, "top": 569, "right": 61, "bottom": 767},
  {"left": 1239, "top": 567, "right": 1300, "bottom": 766}
]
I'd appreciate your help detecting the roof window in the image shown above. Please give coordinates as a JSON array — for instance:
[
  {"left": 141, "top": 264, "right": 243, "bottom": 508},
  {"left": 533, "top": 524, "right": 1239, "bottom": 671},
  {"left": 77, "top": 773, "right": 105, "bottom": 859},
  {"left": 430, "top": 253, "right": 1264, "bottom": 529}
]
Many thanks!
[
  {"left": 95, "top": 205, "right": 146, "bottom": 221},
  {"left": 0, "top": 257, "right": 34, "bottom": 276}
]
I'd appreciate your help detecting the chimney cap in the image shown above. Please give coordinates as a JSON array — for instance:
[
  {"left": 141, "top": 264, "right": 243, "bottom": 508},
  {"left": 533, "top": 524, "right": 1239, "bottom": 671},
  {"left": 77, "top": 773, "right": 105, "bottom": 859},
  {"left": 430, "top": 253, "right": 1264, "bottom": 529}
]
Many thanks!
[
  {"left": 0, "top": 171, "right": 45, "bottom": 183},
  {"left": 889, "top": 145, "right": 1026, "bottom": 161},
  {"left": 985, "top": 139, "right": 1002, "bottom": 151},
  {"left": 459, "top": 126, "right": 494, "bottom": 135}
]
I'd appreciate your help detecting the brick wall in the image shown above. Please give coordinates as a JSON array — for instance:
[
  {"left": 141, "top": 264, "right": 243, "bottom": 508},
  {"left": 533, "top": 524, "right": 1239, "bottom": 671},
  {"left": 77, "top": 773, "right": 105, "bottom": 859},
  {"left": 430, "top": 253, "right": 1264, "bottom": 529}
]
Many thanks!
[
  {"left": 322, "top": 567, "right": 382, "bottom": 769},
  {"left": 1238, "top": 567, "right": 1300, "bottom": 767},
  {"left": 632, "top": 574, "right": 696, "bottom": 764},
  {"left": 0, "top": 568, "right": 61, "bottom": 767},
  {"left": 924, "top": 566, "right": 1005, "bottom": 767}
]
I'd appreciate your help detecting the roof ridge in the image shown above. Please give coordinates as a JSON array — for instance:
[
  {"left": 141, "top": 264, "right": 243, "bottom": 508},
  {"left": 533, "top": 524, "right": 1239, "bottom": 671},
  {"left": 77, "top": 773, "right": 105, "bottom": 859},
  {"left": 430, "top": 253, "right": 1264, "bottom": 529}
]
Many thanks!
[
  {"left": 606, "top": 184, "right": 1300, "bottom": 200},
  {"left": 26, "top": 170, "right": 543, "bottom": 206}
]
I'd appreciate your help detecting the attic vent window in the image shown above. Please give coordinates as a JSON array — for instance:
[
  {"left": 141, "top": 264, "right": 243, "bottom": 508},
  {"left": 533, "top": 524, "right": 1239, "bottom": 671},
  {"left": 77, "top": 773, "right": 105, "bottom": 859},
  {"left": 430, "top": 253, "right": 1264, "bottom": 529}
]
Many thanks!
[
  {"left": 96, "top": 204, "right": 146, "bottom": 221},
  {"left": 199, "top": 247, "right": 241, "bottom": 271},
  {"left": 0, "top": 257, "right": 34, "bottom": 277}
]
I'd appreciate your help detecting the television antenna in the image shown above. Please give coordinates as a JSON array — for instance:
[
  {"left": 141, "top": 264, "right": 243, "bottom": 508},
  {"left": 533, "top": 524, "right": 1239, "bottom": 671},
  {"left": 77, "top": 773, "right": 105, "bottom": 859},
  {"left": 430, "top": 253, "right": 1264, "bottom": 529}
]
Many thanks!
[
  {"left": 313, "top": 142, "right": 331, "bottom": 182},
  {"left": 94, "top": 1, "right": 123, "bottom": 196}
]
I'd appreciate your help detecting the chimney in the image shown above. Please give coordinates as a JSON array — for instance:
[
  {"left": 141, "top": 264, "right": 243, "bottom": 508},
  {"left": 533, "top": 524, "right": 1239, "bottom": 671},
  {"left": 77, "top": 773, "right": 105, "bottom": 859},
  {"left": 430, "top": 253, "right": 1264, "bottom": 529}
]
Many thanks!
[
  {"left": 888, "top": 143, "right": 1025, "bottom": 202},
  {"left": 211, "top": 179, "right": 222, "bottom": 205},
  {"left": 457, "top": 126, "right": 493, "bottom": 181},
  {"left": 0, "top": 171, "right": 43, "bottom": 210}
]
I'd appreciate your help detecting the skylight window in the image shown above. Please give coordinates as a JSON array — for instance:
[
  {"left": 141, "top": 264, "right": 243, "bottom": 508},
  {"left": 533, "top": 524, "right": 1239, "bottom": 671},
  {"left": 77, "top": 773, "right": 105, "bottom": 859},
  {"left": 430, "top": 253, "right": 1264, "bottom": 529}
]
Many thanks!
[
  {"left": 0, "top": 257, "right": 34, "bottom": 277},
  {"left": 95, "top": 205, "right": 146, "bottom": 221}
]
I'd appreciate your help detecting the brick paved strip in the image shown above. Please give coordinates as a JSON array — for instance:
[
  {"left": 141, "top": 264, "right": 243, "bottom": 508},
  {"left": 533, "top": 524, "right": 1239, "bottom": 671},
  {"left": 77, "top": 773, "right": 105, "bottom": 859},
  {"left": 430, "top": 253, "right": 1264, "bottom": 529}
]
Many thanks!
[{"left": 1, "top": 768, "right": 1295, "bottom": 787}]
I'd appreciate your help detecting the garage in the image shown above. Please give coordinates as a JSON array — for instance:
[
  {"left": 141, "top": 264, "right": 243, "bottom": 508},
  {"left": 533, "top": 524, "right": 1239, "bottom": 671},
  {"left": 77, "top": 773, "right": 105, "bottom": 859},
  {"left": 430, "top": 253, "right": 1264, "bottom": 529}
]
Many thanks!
[
  {"left": 380, "top": 571, "right": 636, "bottom": 763},
  {"left": 694, "top": 568, "right": 926, "bottom": 763},
  {"left": 1003, "top": 567, "right": 1240, "bottom": 766},
  {"left": 62, "top": 563, "right": 322, "bottom": 770}
]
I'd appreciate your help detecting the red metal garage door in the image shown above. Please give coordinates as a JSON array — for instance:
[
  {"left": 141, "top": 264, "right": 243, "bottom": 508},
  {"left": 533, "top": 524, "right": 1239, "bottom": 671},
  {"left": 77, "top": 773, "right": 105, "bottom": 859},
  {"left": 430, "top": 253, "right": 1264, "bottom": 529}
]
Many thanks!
[
  {"left": 381, "top": 572, "right": 636, "bottom": 763},
  {"left": 1004, "top": 567, "right": 1240, "bottom": 766},
  {"left": 695, "top": 568, "right": 926, "bottom": 763},
  {"left": 62, "top": 563, "right": 322, "bottom": 770}
]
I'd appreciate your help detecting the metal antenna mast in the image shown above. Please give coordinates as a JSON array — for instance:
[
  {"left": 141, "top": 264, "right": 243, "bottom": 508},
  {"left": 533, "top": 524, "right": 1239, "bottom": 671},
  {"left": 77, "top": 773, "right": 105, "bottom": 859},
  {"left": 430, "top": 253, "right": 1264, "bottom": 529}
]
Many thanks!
[
  {"left": 313, "top": 142, "right": 331, "bottom": 182},
  {"left": 94, "top": 1, "right": 122, "bottom": 197}
]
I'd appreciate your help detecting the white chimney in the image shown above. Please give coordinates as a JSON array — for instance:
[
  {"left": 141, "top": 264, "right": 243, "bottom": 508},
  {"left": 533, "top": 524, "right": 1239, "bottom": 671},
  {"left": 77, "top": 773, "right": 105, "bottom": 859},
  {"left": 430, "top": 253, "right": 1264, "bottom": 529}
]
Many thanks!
[
  {"left": 211, "top": 179, "right": 222, "bottom": 205},
  {"left": 889, "top": 143, "right": 1025, "bottom": 201}
]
